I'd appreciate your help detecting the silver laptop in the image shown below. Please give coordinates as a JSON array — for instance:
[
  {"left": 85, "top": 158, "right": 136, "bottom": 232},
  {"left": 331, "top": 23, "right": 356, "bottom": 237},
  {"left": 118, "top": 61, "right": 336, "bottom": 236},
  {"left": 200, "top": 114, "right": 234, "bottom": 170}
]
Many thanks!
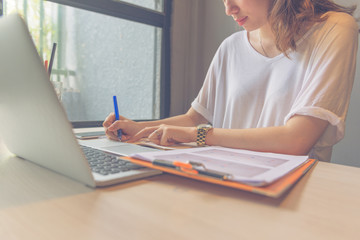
[{"left": 0, "top": 13, "right": 162, "bottom": 187}]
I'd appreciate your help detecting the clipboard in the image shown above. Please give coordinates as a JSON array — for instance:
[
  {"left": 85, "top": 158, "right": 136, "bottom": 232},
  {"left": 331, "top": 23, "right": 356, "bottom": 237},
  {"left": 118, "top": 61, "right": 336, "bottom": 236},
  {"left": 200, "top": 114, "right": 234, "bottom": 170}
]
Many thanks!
[{"left": 121, "top": 155, "right": 317, "bottom": 198}]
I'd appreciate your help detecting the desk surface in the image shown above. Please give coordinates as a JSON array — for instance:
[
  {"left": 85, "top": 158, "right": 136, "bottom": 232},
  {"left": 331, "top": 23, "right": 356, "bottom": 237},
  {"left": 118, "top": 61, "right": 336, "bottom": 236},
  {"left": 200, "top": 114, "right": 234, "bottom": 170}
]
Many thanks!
[{"left": 1, "top": 132, "right": 360, "bottom": 240}]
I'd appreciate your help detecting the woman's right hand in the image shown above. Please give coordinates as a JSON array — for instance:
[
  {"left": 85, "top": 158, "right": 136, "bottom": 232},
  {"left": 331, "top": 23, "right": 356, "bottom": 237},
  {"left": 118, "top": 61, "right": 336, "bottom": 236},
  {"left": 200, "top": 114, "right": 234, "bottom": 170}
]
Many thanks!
[{"left": 102, "top": 113, "right": 142, "bottom": 142}]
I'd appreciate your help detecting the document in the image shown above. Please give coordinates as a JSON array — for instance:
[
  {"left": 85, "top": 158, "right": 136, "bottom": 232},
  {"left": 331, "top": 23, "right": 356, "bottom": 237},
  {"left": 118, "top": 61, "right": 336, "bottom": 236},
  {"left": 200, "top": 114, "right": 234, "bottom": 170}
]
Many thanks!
[{"left": 131, "top": 146, "right": 309, "bottom": 186}]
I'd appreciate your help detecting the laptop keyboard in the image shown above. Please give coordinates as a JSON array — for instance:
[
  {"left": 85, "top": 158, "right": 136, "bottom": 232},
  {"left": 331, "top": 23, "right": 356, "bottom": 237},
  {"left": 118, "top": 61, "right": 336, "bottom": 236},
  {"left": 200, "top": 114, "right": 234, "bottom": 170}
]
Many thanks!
[{"left": 81, "top": 145, "right": 144, "bottom": 176}]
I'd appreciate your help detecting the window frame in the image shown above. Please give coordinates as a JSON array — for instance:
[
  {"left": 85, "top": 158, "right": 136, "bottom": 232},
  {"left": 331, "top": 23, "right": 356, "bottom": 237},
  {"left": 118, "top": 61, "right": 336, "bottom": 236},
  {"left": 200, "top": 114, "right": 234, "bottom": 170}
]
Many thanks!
[{"left": 0, "top": 0, "right": 172, "bottom": 128}]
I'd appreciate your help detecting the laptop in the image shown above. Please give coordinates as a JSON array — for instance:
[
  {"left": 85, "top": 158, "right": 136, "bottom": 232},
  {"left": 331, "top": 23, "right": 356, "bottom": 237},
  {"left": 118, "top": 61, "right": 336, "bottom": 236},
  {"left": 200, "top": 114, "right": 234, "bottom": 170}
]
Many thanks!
[{"left": 0, "top": 13, "right": 162, "bottom": 187}]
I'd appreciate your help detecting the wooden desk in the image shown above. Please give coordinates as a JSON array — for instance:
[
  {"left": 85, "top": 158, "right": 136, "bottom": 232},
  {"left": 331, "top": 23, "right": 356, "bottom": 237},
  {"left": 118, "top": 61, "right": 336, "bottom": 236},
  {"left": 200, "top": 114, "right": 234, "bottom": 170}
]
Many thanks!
[{"left": 1, "top": 136, "right": 360, "bottom": 240}]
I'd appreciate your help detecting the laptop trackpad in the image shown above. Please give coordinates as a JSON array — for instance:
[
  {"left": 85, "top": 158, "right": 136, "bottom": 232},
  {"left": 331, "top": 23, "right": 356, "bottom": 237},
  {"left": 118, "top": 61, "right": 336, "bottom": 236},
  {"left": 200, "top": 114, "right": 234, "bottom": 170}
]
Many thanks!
[{"left": 102, "top": 144, "right": 159, "bottom": 156}]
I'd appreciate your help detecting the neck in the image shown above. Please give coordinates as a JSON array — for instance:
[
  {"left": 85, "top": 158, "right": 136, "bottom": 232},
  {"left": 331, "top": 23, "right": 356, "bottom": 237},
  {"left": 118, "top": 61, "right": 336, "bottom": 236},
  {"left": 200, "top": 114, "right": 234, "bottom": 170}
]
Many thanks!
[
  {"left": 249, "top": 25, "right": 280, "bottom": 58},
  {"left": 258, "top": 24, "right": 274, "bottom": 42}
]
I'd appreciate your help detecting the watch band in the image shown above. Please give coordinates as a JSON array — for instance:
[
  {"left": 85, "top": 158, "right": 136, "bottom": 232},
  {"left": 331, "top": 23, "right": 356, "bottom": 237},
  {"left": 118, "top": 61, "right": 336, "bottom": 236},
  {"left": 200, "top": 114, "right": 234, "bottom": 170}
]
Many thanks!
[{"left": 196, "top": 124, "right": 213, "bottom": 146}]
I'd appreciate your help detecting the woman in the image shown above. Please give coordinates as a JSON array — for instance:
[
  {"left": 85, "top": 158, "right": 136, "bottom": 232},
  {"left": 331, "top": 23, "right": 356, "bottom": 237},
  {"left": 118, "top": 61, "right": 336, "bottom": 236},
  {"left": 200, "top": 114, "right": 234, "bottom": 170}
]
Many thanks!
[{"left": 103, "top": 0, "right": 358, "bottom": 162}]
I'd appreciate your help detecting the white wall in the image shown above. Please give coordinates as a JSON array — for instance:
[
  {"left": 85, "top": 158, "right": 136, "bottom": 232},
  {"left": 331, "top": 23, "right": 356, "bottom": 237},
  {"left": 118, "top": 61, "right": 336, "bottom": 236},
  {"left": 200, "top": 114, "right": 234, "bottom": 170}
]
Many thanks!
[
  {"left": 170, "top": 0, "right": 202, "bottom": 117},
  {"left": 170, "top": 0, "right": 237, "bottom": 116}
]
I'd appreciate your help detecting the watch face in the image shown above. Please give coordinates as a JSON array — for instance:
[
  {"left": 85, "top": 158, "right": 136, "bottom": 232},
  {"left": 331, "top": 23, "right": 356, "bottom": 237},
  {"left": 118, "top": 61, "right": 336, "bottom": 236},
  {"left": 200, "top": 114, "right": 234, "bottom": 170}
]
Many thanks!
[{"left": 198, "top": 124, "right": 212, "bottom": 129}]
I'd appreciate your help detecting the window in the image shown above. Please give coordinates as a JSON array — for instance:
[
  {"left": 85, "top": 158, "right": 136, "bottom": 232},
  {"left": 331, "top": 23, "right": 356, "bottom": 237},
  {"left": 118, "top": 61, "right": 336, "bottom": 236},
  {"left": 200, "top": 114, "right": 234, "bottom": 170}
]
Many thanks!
[
  {"left": 0, "top": 0, "right": 172, "bottom": 127},
  {"left": 115, "top": 0, "right": 164, "bottom": 12}
]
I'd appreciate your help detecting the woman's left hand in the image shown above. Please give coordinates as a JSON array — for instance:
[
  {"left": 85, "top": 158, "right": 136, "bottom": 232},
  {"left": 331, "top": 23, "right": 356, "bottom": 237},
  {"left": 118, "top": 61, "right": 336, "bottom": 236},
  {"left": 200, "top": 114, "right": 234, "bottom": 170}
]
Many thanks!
[{"left": 128, "top": 124, "right": 197, "bottom": 146}]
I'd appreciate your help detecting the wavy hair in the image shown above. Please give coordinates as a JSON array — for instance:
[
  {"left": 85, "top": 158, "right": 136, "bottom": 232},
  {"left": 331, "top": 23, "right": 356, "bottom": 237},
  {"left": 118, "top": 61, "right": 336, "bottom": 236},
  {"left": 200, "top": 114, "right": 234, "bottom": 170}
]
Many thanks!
[{"left": 269, "top": 0, "right": 357, "bottom": 54}]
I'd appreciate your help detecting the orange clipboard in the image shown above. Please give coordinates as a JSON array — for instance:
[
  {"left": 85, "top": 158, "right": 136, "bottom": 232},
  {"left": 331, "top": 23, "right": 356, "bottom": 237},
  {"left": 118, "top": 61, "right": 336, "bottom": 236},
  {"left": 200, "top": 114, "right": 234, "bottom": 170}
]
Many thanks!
[{"left": 121, "top": 156, "right": 317, "bottom": 198}]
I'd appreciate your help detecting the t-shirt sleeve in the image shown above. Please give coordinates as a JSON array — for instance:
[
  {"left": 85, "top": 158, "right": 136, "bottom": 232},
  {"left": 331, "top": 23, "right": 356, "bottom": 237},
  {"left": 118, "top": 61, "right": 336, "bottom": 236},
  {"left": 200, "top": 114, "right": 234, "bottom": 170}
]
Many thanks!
[
  {"left": 284, "top": 14, "right": 358, "bottom": 146},
  {"left": 191, "top": 43, "right": 225, "bottom": 124}
]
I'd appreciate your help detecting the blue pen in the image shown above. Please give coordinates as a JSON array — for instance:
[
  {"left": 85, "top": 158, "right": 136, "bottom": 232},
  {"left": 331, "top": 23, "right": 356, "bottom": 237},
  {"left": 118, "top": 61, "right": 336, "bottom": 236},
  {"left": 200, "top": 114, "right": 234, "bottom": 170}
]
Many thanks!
[{"left": 113, "top": 96, "right": 122, "bottom": 141}]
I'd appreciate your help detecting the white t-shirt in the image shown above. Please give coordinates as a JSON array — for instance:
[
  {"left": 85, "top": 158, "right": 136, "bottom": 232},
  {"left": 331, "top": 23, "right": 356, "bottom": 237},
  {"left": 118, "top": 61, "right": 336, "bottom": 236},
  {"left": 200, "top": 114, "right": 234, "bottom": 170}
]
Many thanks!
[{"left": 192, "top": 12, "right": 358, "bottom": 162}]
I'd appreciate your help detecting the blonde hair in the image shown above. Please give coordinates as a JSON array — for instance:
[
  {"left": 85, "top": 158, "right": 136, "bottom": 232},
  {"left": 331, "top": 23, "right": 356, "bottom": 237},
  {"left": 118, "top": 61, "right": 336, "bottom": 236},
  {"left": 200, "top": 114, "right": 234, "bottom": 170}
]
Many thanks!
[{"left": 269, "top": 0, "right": 356, "bottom": 54}]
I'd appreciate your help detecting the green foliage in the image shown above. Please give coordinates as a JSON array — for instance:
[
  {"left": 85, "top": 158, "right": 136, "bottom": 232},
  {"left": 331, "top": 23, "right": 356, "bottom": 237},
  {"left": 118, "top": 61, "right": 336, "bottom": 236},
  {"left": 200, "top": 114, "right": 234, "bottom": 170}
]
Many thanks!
[{"left": 4, "top": 0, "right": 58, "bottom": 61}]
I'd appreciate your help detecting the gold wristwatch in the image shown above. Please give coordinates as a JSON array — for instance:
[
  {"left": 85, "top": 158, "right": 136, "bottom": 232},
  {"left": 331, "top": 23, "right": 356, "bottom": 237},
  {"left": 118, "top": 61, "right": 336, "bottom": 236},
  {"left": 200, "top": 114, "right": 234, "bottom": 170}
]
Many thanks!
[{"left": 196, "top": 124, "right": 213, "bottom": 146}]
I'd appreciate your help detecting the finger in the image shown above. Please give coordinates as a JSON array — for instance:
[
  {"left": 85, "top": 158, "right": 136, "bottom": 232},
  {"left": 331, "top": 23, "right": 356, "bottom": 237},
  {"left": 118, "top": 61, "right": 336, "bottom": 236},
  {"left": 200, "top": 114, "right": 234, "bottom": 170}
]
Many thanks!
[
  {"left": 120, "top": 135, "right": 132, "bottom": 142},
  {"left": 156, "top": 127, "right": 191, "bottom": 146},
  {"left": 147, "top": 129, "right": 162, "bottom": 145},
  {"left": 148, "top": 128, "right": 173, "bottom": 146},
  {"left": 103, "top": 113, "right": 116, "bottom": 128},
  {"left": 128, "top": 128, "right": 154, "bottom": 143},
  {"left": 159, "top": 133, "right": 174, "bottom": 146},
  {"left": 105, "top": 127, "right": 120, "bottom": 141},
  {"left": 128, "top": 127, "right": 158, "bottom": 143},
  {"left": 105, "top": 120, "right": 121, "bottom": 139},
  {"left": 149, "top": 129, "right": 162, "bottom": 139},
  {"left": 103, "top": 113, "right": 120, "bottom": 141},
  {"left": 108, "top": 120, "right": 123, "bottom": 131},
  {"left": 157, "top": 127, "right": 175, "bottom": 146}
]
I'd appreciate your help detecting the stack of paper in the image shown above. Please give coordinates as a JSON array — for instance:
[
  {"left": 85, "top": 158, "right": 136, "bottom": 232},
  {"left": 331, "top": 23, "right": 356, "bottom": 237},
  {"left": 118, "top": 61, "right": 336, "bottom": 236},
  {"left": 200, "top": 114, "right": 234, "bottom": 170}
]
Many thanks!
[{"left": 131, "top": 146, "right": 309, "bottom": 186}]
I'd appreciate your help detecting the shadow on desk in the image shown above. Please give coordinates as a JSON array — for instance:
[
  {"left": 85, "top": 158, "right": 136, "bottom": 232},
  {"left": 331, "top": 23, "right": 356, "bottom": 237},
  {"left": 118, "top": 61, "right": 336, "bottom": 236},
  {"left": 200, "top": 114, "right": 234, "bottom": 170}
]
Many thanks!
[{"left": 0, "top": 156, "right": 94, "bottom": 209}]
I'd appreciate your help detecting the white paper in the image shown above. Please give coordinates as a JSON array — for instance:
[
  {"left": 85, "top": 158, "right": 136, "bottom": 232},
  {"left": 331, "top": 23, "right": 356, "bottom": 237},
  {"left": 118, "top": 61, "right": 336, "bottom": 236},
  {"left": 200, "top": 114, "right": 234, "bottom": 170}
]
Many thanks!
[{"left": 131, "top": 146, "right": 309, "bottom": 186}]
